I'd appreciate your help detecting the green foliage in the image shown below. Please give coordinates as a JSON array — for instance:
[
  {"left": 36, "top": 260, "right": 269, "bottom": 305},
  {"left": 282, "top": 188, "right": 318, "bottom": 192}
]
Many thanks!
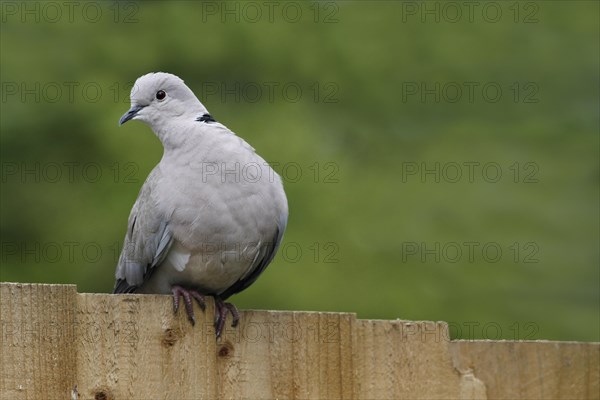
[{"left": 1, "top": 1, "right": 598, "bottom": 341}]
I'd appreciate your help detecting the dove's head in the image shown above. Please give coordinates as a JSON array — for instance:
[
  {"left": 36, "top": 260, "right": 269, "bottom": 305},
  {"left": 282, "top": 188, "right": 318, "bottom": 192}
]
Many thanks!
[{"left": 119, "top": 72, "right": 207, "bottom": 128}]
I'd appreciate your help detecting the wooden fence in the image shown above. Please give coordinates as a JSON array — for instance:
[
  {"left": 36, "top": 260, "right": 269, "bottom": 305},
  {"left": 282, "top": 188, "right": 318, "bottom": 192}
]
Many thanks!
[{"left": 1, "top": 283, "right": 598, "bottom": 399}]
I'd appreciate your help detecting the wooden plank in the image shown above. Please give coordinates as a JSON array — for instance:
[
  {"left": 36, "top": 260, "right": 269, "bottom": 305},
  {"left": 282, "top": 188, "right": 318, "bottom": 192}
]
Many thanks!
[
  {"left": 75, "top": 293, "right": 218, "bottom": 399},
  {"left": 216, "top": 310, "right": 355, "bottom": 399},
  {"left": 450, "top": 340, "right": 600, "bottom": 400},
  {"left": 1, "top": 283, "right": 599, "bottom": 400},
  {"left": 353, "top": 319, "right": 470, "bottom": 399},
  {"left": 0, "top": 283, "right": 77, "bottom": 400}
]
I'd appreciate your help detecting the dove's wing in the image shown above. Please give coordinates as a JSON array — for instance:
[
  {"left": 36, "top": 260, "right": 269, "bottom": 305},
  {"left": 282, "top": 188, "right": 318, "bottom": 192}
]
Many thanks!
[
  {"left": 220, "top": 211, "right": 287, "bottom": 300},
  {"left": 113, "top": 170, "right": 174, "bottom": 294}
]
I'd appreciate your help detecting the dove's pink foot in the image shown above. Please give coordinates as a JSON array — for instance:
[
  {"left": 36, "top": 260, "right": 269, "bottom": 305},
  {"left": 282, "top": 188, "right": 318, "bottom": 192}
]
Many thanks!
[
  {"left": 214, "top": 296, "right": 240, "bottom": 338},
  {"left": 171, "top": 285, "right": 206, "bottom": 325}
]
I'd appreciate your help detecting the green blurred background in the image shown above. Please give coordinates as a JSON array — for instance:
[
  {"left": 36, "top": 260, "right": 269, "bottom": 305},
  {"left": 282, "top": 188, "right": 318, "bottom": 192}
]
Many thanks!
[{"left": 1, "top": 1, "right": 598, "bottom": 341}]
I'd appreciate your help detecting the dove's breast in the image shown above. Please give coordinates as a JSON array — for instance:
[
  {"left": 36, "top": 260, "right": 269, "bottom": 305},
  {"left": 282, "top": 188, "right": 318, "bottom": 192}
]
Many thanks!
[{"left": 138, "top": 129, "right": 287, "bottom": 295}]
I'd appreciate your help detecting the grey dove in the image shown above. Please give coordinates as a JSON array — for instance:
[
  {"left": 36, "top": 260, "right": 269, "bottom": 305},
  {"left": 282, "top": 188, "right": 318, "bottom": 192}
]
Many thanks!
[{"left": 113, "top": 72, "right": 288, "bottom": 337}]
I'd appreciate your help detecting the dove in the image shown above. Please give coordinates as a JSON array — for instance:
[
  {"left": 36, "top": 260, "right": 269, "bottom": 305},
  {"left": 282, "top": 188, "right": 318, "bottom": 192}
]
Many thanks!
[{"left": 113, "top": 72, "right": 288, "bottom": 337}]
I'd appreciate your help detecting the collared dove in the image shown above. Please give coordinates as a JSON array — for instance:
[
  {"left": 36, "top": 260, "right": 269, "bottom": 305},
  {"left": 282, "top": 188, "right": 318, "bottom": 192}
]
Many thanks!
[{"left": 113, "top": 72, "right": 288, "bottom": 337}]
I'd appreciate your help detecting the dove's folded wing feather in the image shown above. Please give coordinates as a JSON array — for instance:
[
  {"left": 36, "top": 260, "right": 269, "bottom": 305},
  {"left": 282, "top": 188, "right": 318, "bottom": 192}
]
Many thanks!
[
  {"left": 220, "top": 211, "right": 287, "bottom": 300},
  {"left": 113, "top": 171, "right": 174, "bottom": 294}
]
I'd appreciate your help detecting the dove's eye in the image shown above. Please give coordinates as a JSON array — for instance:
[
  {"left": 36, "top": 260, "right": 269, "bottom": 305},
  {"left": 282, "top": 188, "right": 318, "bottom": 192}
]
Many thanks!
[{"left": 156, "top": 90, "right": 166, "bottom": 101}]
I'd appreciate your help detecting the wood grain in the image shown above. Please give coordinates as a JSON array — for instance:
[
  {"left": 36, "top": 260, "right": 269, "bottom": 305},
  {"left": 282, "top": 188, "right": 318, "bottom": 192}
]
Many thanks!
[
  {"left": 1, "top": 283, "right": 598, "bottom": 399},
  {"left": 450, "top": 340, "right": 600, "bottom": 400},
  {"left": 1, "top": 283, "right": 77, "bottom": 400}
]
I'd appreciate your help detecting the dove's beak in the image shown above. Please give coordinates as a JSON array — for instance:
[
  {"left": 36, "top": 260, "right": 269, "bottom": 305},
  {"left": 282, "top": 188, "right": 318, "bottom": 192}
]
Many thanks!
[{"left": 119, "top": 104, "right": 146, "bottom": 125}]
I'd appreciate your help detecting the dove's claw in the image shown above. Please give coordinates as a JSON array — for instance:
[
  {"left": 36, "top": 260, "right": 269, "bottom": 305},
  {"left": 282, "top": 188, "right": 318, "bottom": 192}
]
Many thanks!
[
  {"left": 191, "top": 291, "right": 207, "bottom": 311},
  {"left": 171, "top": 287, "right": 237, "bottom": 338},
  {"left": 171, "top": 285, "right": 207, "bottom": 325},
  {"left": 214, "top": 296, "right": 240, "bottom": 338}
]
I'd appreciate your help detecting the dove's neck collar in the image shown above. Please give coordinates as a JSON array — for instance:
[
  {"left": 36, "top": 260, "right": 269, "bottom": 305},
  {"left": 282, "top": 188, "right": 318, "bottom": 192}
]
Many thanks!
[
  {"left": 196, "top": 113, "right": 216, "bottom": 123},
  {"left": 153, "top": 111, "right": 217, "bottom": 151}
]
